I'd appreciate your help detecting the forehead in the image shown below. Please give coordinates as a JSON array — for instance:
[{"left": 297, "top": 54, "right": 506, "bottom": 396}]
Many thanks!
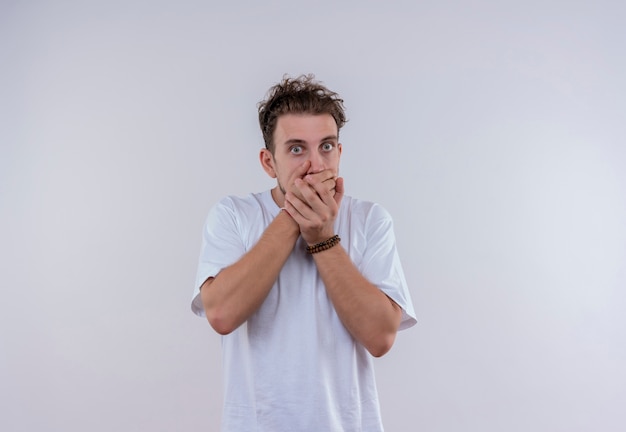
[{"left": 274, "top": 113, "right": 338, "bottom": 143}]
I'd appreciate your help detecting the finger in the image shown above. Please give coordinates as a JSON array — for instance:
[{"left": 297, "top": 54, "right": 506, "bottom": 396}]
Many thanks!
[
  {"left": 302, "top": 169, "right": 337, "bottom": 202},
  {"left": 333, "top": 176, "right": 345, "bottom": 206},
  {"left": 286, "top": 190, "right": 337, "bottom": 245},
  {"left": 284, "top": 192, "right": 316, "bottom": 223},
  {"left": 307, "top": 177, "right": 336, "bottom": 202},
  {"left": 286, "top": 161, "right": 312, "bottom": 201},
  {"left": 295, "top": 177, "right": 338, "bottom": 221},
  {"left": 304, "top": 169, "right": 336, "bottom": 185},
  {"left": 293, "top": 178, "right": 321, "bottom": 208}
]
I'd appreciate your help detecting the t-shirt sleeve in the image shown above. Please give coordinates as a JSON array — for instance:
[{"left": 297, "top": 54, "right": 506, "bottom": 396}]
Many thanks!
[
  {"left": 359, "top": 204, "right": 417, "bottom": 330},
  {"left": 191, "top": 198, "right": 246, "bottom": 317}
]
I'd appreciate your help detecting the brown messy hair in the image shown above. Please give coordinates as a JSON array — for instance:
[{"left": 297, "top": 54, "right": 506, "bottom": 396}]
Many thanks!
[{"left": 258, "top": 74, "right": 347, "bottom": 153}]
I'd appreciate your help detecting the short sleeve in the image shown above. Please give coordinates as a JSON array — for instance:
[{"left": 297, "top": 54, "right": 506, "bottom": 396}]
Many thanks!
[
  {"left": 191, "top": 197, "right": 246, "bottom": 317},
  {"left": 359, "top": 204, "right": 417, "bottom": 330}
]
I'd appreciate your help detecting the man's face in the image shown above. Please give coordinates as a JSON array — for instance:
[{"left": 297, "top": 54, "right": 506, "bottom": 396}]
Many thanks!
[{"left": 260, "top": 113, "right": 342, "bottom": 203}]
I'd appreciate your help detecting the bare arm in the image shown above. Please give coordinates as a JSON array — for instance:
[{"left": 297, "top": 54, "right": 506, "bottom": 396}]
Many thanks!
[
  {"left": 200, "top": 210, "right": 299, "bottom": 335},
  {"left": 284, "top": 173, "right": 402, "bottom": 357},
  {"left": 312, "top": 245, "right": 402, "bottom": 357}
]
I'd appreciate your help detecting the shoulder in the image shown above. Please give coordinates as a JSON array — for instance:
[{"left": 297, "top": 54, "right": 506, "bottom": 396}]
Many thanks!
[
  {"left": 337, "top": 196, "right": 396, "bottom": 241},
  {"left": 212, "top": 191, "right": 269, "bottom": 214},
  {"left": 340, "top": 195, "right": 392, "bottom": 224},
  {"left": 205, "top": 191, "right": 272, "bottom": 228}
]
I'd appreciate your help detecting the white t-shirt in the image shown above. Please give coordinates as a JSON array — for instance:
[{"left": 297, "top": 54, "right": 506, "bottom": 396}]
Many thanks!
[{"left": 192, "top": 190, "right": 416, "bottom": 432}]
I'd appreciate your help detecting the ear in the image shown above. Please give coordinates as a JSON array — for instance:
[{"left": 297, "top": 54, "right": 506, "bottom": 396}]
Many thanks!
[
  {"left": 259, "top": 148, "right": 277, "bottom": 178},
  {"left": 338, "top": 143, "right": 343, "bottom": 156}
]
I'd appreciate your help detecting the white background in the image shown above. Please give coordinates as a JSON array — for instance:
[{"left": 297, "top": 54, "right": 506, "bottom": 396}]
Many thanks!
[{"left": 1, "top": 1, "right": 625, "bottom": 431}]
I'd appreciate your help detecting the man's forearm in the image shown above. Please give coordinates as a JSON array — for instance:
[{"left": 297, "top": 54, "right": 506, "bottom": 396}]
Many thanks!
[
  {"left": 312, "top": 244, "right": 402, "bottom": 357},
  {"left": 201, "top": 211, "right": 299, "bottom": 334}
]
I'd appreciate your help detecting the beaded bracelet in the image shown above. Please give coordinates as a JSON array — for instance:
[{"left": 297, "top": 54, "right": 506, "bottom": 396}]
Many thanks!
[{"left": 306, "top": 235, "right": 341, "bottom": 254}]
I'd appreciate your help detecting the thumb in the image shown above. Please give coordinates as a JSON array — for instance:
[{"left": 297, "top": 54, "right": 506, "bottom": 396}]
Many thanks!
[{"left": 334, "top": 176, "right": 345, "bottom": 206}]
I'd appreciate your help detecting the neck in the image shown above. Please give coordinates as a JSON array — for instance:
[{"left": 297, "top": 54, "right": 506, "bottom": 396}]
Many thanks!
[{"left": 271, "top": 187, "right": 285, "bottom": 208}]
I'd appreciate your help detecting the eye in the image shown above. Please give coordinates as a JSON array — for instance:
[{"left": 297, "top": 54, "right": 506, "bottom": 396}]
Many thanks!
[
  {"left": 290, "top": 145, "right": 303, "bottom": 155},
  {"left": 321, "top": 142, "right": 334, "bottom": 152}
]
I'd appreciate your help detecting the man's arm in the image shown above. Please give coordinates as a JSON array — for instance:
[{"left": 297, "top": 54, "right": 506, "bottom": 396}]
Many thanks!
[
  {"left": 200, "top": 210, "right": 299, "bottom": 335},
  {"left": 284, "top": 174, "right": 403, "bottom": 357},
  {"left": 312, "top": 246, "right": 403, "bottom": 357}
]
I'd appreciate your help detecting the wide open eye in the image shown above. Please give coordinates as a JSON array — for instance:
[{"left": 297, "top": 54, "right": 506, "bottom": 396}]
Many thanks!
[
  {"left": 321, "top": 142, "right": 334, "bottom": 152},
  {"left": 290, "top": 145, "right": 303, "bottom": 155}
]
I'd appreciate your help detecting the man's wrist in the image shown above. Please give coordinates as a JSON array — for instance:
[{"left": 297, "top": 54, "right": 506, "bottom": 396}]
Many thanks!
[
  {"left": 276, "top": 208, "right": 300, "bottom": 233},
  {"left": 306, "top": 235, "right": 341, "bottom": 254}
]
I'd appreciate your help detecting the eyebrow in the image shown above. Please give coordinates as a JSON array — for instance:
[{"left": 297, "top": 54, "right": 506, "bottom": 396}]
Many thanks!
[
  {"left": 320, "top": 135, "right": 339, "bottom": 143},
  {"left": 283, "top": 135, "right": 338, "bottom": 146}
]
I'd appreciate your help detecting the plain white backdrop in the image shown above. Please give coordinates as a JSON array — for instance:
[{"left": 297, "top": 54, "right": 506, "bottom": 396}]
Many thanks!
[{"left": 1, "top": 1, "right": 625, "bottom": 431}]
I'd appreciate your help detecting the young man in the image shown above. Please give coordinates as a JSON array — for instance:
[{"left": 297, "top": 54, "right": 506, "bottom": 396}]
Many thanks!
[{"left": 192, "top": 75, "right": 416, "bottom": 431}]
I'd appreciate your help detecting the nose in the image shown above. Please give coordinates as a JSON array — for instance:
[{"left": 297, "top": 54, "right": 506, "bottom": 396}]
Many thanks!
[{"left": 307, "top": 151, "right": 325, "bottom": 174}]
